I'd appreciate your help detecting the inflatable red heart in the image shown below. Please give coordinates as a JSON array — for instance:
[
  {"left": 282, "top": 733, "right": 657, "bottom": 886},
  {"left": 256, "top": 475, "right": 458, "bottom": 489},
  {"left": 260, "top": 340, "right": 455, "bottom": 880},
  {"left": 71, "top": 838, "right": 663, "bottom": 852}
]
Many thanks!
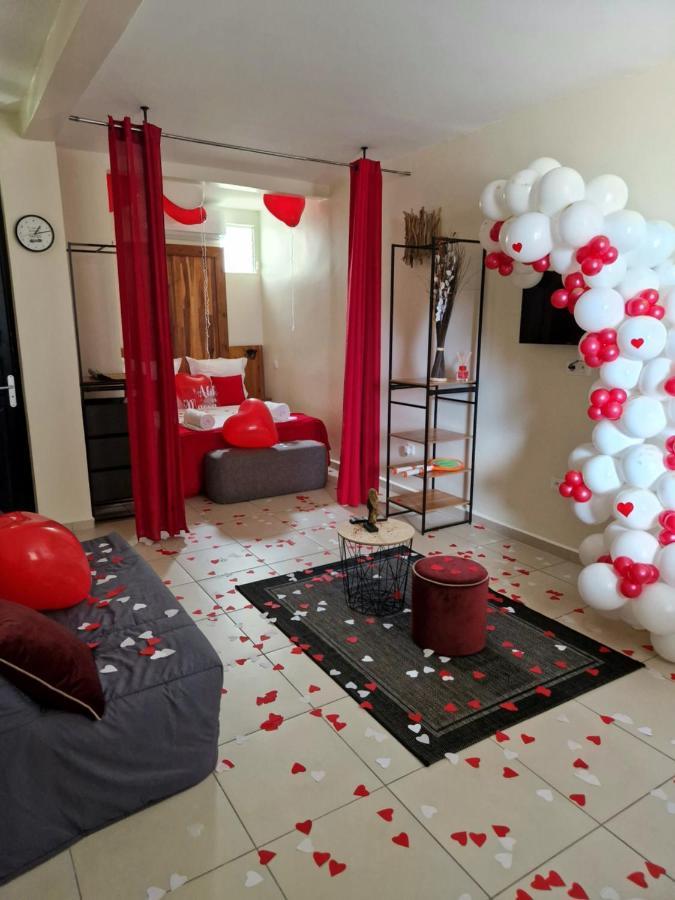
[
  {"left": 175, "top": 373, "right": 211, "bottom": 406},
  {"left": 223, "top": 398, "right": 279, "bottom": 448},
  {"left": 0, "top": 512, "right": 92, "bottom": 610}
]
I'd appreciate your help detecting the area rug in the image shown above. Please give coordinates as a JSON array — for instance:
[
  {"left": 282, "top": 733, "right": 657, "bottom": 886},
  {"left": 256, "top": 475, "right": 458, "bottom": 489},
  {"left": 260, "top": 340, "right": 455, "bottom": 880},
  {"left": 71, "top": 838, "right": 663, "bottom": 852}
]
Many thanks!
[{"left": 237, "top": 550, "right": 642, "bottom": 764}]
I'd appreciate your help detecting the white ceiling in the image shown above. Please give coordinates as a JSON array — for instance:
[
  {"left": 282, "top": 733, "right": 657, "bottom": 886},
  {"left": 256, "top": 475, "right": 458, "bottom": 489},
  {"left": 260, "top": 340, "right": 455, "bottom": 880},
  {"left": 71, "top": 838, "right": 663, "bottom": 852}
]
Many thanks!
[
  {"left": 0, "top": 0, "right": 60, "bottom": 109},
  {"left": 56, "top": 0, "right": 675, "bottom": 182}
]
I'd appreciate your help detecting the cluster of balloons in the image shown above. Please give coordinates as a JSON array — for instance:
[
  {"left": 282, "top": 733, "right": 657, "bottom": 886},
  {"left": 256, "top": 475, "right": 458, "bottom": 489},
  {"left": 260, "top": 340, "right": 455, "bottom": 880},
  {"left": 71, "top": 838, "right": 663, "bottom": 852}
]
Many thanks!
[{"left": 479, "top": 158, "right": 675, "bottom": 662}]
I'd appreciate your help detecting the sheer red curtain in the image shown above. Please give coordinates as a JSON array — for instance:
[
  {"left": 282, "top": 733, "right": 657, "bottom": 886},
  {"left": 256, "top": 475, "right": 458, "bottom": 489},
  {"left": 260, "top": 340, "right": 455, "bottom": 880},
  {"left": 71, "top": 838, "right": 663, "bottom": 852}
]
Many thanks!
[
  {"left": 337, "top": 158, "right": 382, "bottom": 506},
  {"left": 108, "top": 117, "right": 186, "bottom": 540}
]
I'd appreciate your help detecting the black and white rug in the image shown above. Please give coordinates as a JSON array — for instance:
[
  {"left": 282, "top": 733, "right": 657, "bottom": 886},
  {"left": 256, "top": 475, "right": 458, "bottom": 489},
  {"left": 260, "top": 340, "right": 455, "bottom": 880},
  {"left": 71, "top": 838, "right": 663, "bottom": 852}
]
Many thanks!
[{"left": 237, "top": 550, "right": 642, "bottom": 764}]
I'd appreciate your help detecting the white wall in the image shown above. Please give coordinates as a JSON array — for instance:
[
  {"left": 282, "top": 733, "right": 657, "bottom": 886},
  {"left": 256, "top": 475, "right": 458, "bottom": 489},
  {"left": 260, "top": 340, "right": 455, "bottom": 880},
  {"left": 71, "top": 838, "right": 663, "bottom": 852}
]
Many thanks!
[
  {"left": 326, "top": 60, "right": 675, "bottom": 550},
  {"left": 0, "top": 114, "right": 91, "bottom": 524},
  {"left": 260, "top": 197, "right": 342, "bottom": 444}
]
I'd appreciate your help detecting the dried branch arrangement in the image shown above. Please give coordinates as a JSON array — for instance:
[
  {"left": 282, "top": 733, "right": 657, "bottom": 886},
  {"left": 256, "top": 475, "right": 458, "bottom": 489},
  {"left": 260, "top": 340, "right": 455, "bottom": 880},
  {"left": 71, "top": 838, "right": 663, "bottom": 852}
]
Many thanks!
[
  {"left": 431, "top": 236, "right": 468, "bottom": 380},
  {"left": 402, "top": 207, "right": 441, "bottom": 266}
]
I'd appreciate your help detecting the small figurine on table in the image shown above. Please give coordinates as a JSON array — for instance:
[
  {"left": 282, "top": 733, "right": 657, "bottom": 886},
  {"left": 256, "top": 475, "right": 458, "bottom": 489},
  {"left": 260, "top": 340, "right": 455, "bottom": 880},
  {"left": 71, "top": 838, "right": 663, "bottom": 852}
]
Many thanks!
[{"left": 349, "top": 487, "right": 382, "bottom": 533}]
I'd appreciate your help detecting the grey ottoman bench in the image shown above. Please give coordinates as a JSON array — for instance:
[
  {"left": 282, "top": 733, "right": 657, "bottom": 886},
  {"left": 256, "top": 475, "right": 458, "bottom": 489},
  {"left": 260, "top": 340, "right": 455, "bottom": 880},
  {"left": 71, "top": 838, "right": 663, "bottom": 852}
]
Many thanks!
[{"left": 204, "top": 439, "right": 328, "bottom": 504}]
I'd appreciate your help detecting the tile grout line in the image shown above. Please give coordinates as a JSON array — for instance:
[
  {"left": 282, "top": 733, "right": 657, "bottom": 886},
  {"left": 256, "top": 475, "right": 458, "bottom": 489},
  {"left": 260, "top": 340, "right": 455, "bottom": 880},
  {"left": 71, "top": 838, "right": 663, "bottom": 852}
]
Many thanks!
[
  {"left": 574, "top": 693, "right": 675, "bottom": 764},
  {"left": 67, "top": 849, "right": 83, "bottom": 900}
]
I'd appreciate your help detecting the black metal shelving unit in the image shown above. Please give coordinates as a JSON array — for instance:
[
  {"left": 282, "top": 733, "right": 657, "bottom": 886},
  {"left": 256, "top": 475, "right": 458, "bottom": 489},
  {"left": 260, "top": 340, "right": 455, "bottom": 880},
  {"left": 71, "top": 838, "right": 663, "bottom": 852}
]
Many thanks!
[
  {"left": 385, "top": 236, "right": 486, "bottom": 534},
  {"left": 68, "top": 241, "right": 134, "bottom": 521}
]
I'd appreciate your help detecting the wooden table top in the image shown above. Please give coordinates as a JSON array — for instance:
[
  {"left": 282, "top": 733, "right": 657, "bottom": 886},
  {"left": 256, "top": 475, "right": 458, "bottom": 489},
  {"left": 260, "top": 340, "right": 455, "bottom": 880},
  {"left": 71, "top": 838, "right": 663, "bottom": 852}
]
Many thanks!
[{"left": 337, "top": 518, "right": 415, "bottom": 547}]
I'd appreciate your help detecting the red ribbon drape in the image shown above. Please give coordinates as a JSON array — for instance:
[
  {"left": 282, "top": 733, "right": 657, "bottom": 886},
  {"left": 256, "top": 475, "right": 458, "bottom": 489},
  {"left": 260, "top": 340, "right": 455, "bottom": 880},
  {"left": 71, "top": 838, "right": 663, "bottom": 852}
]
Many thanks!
[
  {"left": 108, "top": 117, "right": 187, "bottom": 540},
  {"left": 337, "top": 158, "right": 382, "bottom": 506}
]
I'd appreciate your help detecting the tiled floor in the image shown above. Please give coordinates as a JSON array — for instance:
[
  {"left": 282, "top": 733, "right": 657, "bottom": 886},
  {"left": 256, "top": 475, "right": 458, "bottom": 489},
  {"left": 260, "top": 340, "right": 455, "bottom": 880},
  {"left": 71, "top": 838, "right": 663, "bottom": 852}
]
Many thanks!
[{"left": 4, "top": 483, "right": 675, "bottom": 900}]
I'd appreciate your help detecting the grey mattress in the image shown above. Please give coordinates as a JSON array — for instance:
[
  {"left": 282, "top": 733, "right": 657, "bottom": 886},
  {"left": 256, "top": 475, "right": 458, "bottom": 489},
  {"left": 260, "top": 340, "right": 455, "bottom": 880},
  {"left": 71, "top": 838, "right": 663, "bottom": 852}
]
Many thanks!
[{"left": 0, "top": 532, "right": 223, "bottom": 886}]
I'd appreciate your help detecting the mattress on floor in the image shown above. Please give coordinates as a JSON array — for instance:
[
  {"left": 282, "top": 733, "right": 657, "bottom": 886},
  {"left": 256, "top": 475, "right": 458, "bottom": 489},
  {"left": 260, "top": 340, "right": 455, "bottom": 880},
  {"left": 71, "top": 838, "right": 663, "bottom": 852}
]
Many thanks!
[{"left": 0, "top": 532, "right": 223, "bottom": 887}]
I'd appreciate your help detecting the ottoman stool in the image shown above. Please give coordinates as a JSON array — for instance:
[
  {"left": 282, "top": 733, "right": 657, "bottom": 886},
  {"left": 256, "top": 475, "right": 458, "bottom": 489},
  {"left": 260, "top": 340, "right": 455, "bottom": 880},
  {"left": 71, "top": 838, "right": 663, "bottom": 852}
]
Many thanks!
[{"left": 411, "top": 555, "right": 489, "bottom": 656}]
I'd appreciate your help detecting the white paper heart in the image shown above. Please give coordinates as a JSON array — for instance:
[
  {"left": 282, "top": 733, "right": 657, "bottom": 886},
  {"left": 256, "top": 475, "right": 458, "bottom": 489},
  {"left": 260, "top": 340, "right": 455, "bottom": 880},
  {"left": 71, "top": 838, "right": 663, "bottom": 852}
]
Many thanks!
[
  {"left": 422, "top": 648, "right": 434, "bottom": 658},
  {"left": 344, "top": 619, "right": 355, "bottom": 625},
  {"left": 567, "top": 740, "right": 582, "bottom": 750},
  {"left": 310, "top": 770, "right": 326, "bottom": 782},
  {"left": 139, "top": 630, "right": 153, "bottom": 640},
  {"left": 416, "top": 733, "right": 430, "bottom": 744},
  {"left": 638, "top": 725, "right": 653, "bottom": 735},
  {"left": 438, "top": 656, "right": 450, "bottom": 662},
  {"left": 408, "top": 723, "right": 422, "bottom": 734},
  {"left": 599, "top": 888, "right": 620, "bottom": 900},
  {"left": 361, "top": 655, "right": 374, "bottom": 663},
  {"left": 187, "top": 823, "right": 204, "bottom": 838},
  {"left": 357, "top": 690, "right": 370, "bottom": 698},
  {"left": 422, "top": 666, "right": 434, "bottom": 674},
  {"left": 244, "top": 870, "right": 263, "bottom": 888},
  {"left": 133, "top": 603, "right": 147, "bottom": 611},
  {"left": 498, "top": 836, "right": 516, "bottom": 851},
  {"left": 536, "top": 788, "right": 553, "bottom": 802},
  {"left": 99, "top": 665, "right": 117, "bottom": 674},
  {"left": 296, "top": 837, "right": 314, "bottom": 853},
  {"left": 494, "top": 851, "right": 512, "bottom": 869},
  {"left": 651, "top": 788, "right": 668, "bottom": 800},
  {"left": 345, "top": 681, "right": 357, "bottom": 690},
  {"left": 503, "top": 749, "right": 519, "bottom": 761},
  {"left": 406, "top": 670, "right": 419, "bottom": 678},
  {"left": 420, "top": 805, "right": 437, "bottom": 819},
  {"left": 666, "top": 801, "right": 675, "bottom": 815},
  {"left": 445, "top": 752, "right": 459, "bottom": 764},
  {"left": 164, "top": 609, "right": 180, "bottom": 618},
  {"left": 364, "top": 727, "right": 387, "bottom": 743},
  {"left": 120, "top": 637, "right": 135, "bottom": 648},
  {"left": 116, "top": 595, "right": 130, "bottom": 603},
  {"left": 329, "top": 669, "right": 341, "bottom": 676},
  {"left": 150, "top": 648, "right": 176, "bottom": 660},
  {"left": 169, "top": 874, "right": 188, "bottom": 891},
  {"left": 383, "top": 623, "right": 394, "bottom": 629},
  {"left": 146, "top": 887, "right": 166, "bottom": 900},
  {"left": 375, "top": 757, "right": 391, "bottom": 769},
  {"left": 574, "top": 769, "right": 601, "bottom": 786},
  {"left": 612, "top": 712, "right": 634, "bottom": 724}
]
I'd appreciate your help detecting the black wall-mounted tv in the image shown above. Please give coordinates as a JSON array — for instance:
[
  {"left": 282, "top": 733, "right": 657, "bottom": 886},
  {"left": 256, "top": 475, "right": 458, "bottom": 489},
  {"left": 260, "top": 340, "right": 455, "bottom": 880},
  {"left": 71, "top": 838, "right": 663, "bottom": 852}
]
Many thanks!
[{"left": 519, "top": 271, "right": 583, "bottom": 346}]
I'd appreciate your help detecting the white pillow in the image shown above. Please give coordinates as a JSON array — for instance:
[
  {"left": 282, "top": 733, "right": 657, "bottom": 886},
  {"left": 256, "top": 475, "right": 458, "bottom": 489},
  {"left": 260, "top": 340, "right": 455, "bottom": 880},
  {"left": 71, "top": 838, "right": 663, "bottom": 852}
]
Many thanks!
[
  {"left": 173, "top": 357, "right": 182, "bottom": 374},
  {"left": 186, "top": 356, "right": 248, "bottom": 396}
]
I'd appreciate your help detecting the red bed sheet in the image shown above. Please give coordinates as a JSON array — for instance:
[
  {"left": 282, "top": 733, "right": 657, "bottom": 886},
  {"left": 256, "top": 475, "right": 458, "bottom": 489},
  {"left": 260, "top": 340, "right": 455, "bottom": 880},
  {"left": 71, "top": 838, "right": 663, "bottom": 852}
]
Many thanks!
[{"left": 178, "top": 412, "right": 330, "bottom": 497}]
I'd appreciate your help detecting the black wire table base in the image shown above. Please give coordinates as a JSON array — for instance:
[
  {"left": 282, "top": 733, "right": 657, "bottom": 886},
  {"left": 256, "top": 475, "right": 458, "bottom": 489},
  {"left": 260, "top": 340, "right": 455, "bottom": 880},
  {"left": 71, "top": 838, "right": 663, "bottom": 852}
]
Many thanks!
[{"left": 338, "top": 537, "right": 414, "bottom": 616}]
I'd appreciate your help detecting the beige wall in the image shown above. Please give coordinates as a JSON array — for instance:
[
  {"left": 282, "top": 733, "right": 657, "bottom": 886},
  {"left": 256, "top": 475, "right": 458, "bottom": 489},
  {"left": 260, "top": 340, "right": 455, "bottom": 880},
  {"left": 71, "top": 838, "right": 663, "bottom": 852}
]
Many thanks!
[
  {"left": 0, "top": 114, "right": 91, "bottom": 524},
  {"left": 322, "top": 60, "right": 675, "bottom": 551}
]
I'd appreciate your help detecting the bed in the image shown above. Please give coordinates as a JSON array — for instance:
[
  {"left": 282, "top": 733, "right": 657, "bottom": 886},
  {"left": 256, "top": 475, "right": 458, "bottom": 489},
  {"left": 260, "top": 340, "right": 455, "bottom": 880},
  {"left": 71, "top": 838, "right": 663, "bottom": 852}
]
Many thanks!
[
  {"left": 179, "top": 410, "right": 330, "bottom": 497},
  {"left": 0, "top": 533, "right": 222, "bottom": 886}
]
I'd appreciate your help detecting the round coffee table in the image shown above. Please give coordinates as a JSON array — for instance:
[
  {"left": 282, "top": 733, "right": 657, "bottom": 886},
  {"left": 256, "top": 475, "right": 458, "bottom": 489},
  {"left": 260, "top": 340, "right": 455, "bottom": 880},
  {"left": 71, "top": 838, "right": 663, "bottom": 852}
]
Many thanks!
[{"left": 337, "top": 518, "right": 415, "bottom": 616}]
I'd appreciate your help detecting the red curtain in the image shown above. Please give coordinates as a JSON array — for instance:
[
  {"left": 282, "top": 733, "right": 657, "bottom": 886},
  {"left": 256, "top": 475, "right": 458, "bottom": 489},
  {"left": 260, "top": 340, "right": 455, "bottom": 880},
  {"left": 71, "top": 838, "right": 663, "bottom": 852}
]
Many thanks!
[
  {"left": 337, "top": 159, "right": 382, "bottom": 506},
  {"left": 108, "top": 117, "right": 186, "bottom": 540}
]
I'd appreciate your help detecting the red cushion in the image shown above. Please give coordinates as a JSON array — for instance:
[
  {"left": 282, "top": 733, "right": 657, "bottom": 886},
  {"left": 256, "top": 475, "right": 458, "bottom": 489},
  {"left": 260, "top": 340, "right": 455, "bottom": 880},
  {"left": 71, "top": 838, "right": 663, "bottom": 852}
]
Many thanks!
[
  {"left": 175, "top": 373, "right": 211, "bottom": 405},
  {"left": 0, "top": 598, "right": 105, "bottom": 719},
  {"left": 414, "top": 555, "right": 487, "bottom": 585},
  {"left": 211, "top": 375, "right": 246, "bottom": 406}
]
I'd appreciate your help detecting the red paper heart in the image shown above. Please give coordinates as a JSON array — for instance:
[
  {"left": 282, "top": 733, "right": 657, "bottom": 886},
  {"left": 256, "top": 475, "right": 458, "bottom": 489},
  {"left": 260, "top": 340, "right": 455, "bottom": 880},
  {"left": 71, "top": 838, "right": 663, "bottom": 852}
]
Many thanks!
[
  {"left": 295, "top": 819, "right": 312, "bottom": 834},
  {"left": 291, "top": 762, "right": 306, "bottom": 774},
  {"left": 617, "top": 501, "right": 634, "bottom": 517},
  {"left": 569, "top": 793, "right": 586, "bottom": 806},
  {"left": 467, "top": 699, "right": 482, "bottom": 709},
  {"left": 258, "top": 849, "right": 276, "bottom": 865},
  {"left": 516, "top": 891, "right": 533, "bottom": 900},
  {"left": 512, "top": 242, "right": 523, "bottom": 252},
  {"left": 465, "top": 757, "right": 481, "bottom": 768},
  {"left": 450, "top": 831, "right": 468, "bottom": 846},
  {"left": 353, "top": 783, "right": 370, "bottom": 797},
  {"left": 469, "top": 831, "right": 486, "bottom": 847},
  {"left": 408, "top": 711, "right": 423, "bottom": 723},
  {"left": 500, "top": 701, "right": 519, "bottom": 712},
  {"left": 646, "top": 860, "right": 666, "bottom": 878},
  {"left": 328, "top": 859, "right": 346, "bottom": 877},
  {"left": 520, "top": 733, "right": 535, "bottom": 744},
  {"left": 222, "top": 398, "right": 279, "bottom": 448},
  {"left": 495, "top": 731, "right": 510, "bottom": 742},
  {"left": 377, "top": 807, "right": 394, "bottom": 822},
  {"left": 530, "top": 874, "right": 550, "bottom": 890},
  {"left": 627, "top": 872, "right": 648, "bottom": 889},
  {"left": 392, "top": 831, "right": 409, "bottom": 848},
  {"left": 313, "top": 851, "right": 331, "bottom": 867},
  {"left": 573, "top": 758, "right": 588, "bottom": 769},
  {"left": 502, "top": 767, "right": 519, "bottom": 778},
  {"left": 630, "top": 337, "right": 644, "bottom": 348},
  {"left": 535, "top": 686, "right": 552, "bottom": 697},
  {"left": 444, "top": 702, "right": 458, "bottom": 713},
  {"left": 586, "top": 735, "right": 601, "bottom": 745},
  {"left": 547, "top": 871, "right": 565, "bottom": 887},
  {"left": 492, "top": 824, "right": 510, "bottom": 837},
  {"left": 567, "top": 882, "right": 588, "bottom": 899}
]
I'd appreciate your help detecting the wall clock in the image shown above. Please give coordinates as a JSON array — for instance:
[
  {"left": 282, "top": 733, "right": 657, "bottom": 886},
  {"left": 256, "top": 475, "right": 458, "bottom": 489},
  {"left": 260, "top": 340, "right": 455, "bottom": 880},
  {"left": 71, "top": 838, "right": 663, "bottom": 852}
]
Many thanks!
[{"left": 14, "top": 215, "right": 55, "bottom": 252}]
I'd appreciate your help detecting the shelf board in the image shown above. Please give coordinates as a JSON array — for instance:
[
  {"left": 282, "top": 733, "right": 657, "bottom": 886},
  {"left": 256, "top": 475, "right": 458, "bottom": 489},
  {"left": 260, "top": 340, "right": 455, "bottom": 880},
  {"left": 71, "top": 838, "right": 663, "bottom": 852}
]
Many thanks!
[
  {"left": 390, "top": 428, "right": 470, "bottom": 444},
  {"left": 390, "top": 378, "right": 476, "bottom": 392},
  {"left": 414, "top": 467, "right": 469, "bottom": 479},
  {"left": 389, "top": 489, "right": 468, "bottom": 514}
]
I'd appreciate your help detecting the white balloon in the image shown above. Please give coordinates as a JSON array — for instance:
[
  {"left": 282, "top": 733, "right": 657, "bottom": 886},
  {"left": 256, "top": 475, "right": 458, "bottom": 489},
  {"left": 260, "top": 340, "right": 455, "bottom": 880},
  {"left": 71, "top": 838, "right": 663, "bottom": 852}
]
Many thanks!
[
  {"left": 583, "top": 254, "right": 627, "bottom": 289},
  {"left": 502, "top": 169, "right": 537, "bottom": 216},
  {"left": 578, "top": 533, "right": 606, "bottom": 566},
  {"left": 573, "top": 493, "right": 612, "bottom": 526},
  {"left": 617, "top": 266, "right": 660, "bottom": 300},
  {"left": 600, "top": 356, "right": 643, "bottom": 391},
  {"left": 584, "top": 174, "right": 628, "bottom": 215},
  {"left": 633, "top": 582, "right": 675, "bottom": 635},
  {"left": 656, "top": 472, "right": 675, "bottom": 508},
  {"left": 638, "top": 357, "right": 673, "bottom": 398},
  {"left": 593, "top": 419, "right": 642, "bottom": 455},
  {"left": 558, "top": 201, "right": 604, "bottom": 248},
  {"left": 603, "top": 209, "right": 646, "bottom": 254},
  {"left": 578, "top": 563, "right": 624, "bottom": 611},
  {"left": 630, "top": 220, "right": 675, "bottom": 269},
  {"left": 620, "top": 601, "right": 643, "bottom": 629},
  {"left": 664, "top": 328, "right": 675, "bottom": 361},
  {"left": 622, "top": 396, "right": 666, "bottom": 438},
  {"left": 610, "top": 529, "right": 659, "bottom": 564},
  {"left": 582, "top": 454, "right": 622, "bottom": 494},
  {"left": 478, "top": 219, "right": 500, "bottom": 253},
  {"left": 604, "top": 521, "right": 628, "bottom": 549},
  {"left": 499, "top": 213, "right": 552, "bottom": 263},
  {"left": 568, "top": 443, "right": 596, "bottom": 469},
  {"left": 662, "top": 287, "right": 675, "bottom": 325},
  {"left": 656, "top": 259, "right": 675, "bottom": 288},
  {"left": 651, "top": 631, "right": 675, "bottom": 662},
  {"left": 657, "top": 544, "right": 675, "bottom": 587},
  {"left": 479, "top": 179, "right": 509, "bottom": 220},
  {"left": 535, "top": 166, "right": 585, "bottom": 216},
  {"left": 617, "top": 316, "right": 667, "bottom": 362},
  {"left": 549, "top": 246, "right": 575, "bottom": 275},
  {"left": 573, "top": 287, "right": 625, "bottom": 332},
  {"left": 511, "top": 269, "right": 543, "bottom": 289},
  {"left": 621, "top": 443, "right": 665, "bottom": 488},
  {"left": 613, "top": 487, "right": 662, "bottom": 530},
  {"left": 528, "top": 157, "right": 560, "bottom": 178}
]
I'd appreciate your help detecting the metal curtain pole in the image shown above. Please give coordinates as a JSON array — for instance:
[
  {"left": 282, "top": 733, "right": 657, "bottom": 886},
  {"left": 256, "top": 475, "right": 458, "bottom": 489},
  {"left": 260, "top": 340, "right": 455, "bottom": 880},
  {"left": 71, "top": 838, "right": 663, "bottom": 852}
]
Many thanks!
[{"left": 68, "top": 115, "right": 412, "bottom": 177}]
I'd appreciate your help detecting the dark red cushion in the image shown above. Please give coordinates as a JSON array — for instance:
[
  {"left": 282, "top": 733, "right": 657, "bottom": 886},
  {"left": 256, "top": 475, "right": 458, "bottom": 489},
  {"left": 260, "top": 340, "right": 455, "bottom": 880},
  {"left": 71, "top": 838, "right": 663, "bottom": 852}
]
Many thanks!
[
  {"left": 211, "top": 375, "right": 246, "bottom": 406},
  {"left": 414, "top": 555, "right": 488, "bottom": 585},
  {"left": 0, "top": 598, "right": 105, "bottom": 719}
]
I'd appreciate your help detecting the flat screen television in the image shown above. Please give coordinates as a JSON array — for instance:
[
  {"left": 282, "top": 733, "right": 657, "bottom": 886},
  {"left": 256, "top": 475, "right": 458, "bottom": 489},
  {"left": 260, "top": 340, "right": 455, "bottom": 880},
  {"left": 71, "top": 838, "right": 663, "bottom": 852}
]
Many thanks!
[{"left": 519, "top": 271, "right": 583, "bottom": 345}]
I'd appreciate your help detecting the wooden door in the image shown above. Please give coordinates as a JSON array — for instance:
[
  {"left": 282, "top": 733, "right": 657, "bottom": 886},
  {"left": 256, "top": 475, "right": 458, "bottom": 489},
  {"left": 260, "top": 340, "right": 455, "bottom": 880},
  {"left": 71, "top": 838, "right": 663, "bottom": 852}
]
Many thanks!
[{"left": 166, "top": 244, "right": 228, "bottom": 361}]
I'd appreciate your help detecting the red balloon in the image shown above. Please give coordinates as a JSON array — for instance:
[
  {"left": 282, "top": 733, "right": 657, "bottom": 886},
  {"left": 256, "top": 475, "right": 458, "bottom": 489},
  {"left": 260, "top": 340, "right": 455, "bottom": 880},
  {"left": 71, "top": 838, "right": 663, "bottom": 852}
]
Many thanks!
[
  {"left": 581, "top": 257, "right": 602, "bottom": 276},
  {"left": 601, "top": 245, "right": 618, "bottom": 264},
  {"left": 532, "top": 255, "right": 550, "bottom": 273},
  {"left": 222, "top": 398, "right": 279, "bottom": 448},
  {"left": 263, "top": 193, "right": 306, "bottom": 228},
  {"left": 600, "top": 344, "right": 619, "bottom": 362},
  {"left": 559, "top": 483, "right": 574, "bottom": 498},
  {"left": 664, "top": 378, "right": 675, "bottom": 397},
  {"left": 550, "top": 289, "right": 569, "bottom": 309},
  {"left": 610, "top": 388, "right": 627, "bottom": 403},
  {"left": 649, "top": 305, "right": 665, "bottom": 319},
  {"left": 0, "top": 512, "right": 91, "bottom": 610},
  {"left": 642, "top": 289, "right": 659, "bottom": 304},
  {"left": 175, "top": 373, "right": 211, "bottom": 406},
  {"left": 646, "top": 565, "right": 660, "bottom": 583},
  {"left": 613, "top": 556, "right": 633, "bottom": 575},
  {"left": 663, "top": 511, "right": 675, "bottom": 532},
  {"left": 599, "top": 329, "right": 617, "bottom": 343},
  {"left": 575, "top": 246, "right": 590, "bottom": 264},
  {"left": 604, "top": 401, "right": 623, "bottom": 420},
  {"left": 629, "top": 563, "right": 650, "bottom": 585},
  {"left": 587, "top": 405, "right": 603, "bottom": 421},
  {"left": 590, "top": 389, "right": 609, "bottom": 407},
  {"left": 565, "top": 470, "right": 582, "bottom": 486},
  {"left": 489, "top": 220, "right": 503, "bottom": 242},
  {"left": 589, "top": 235, "right": 610, "bottom": 255},
  {"left": 485, "top": 252, "right": 501, "bottom": 269},
  {"left": 626, "top": 298, "right": 649, "bottom": 316},
  {"left": 564, "top": 272, "right": 585, "bottom": 291},
  {"left": 498, "top": 261, "right": 513, "bottom": 276},
  {"left": 620, "top": 579, "right": 641, "bottom": 599},
  {"left": 580, "top": 334, "right": 601, "bottom": 355},
  {"left": 573, "top": 485, "right": 592, "bottom": 503}
]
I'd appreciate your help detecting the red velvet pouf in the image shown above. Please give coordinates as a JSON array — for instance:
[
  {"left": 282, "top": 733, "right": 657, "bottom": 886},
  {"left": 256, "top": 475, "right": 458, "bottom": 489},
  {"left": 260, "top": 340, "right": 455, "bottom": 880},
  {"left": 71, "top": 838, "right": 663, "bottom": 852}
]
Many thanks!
[{"left": 411, "top": 555, "right": 489, "bottom": 656}]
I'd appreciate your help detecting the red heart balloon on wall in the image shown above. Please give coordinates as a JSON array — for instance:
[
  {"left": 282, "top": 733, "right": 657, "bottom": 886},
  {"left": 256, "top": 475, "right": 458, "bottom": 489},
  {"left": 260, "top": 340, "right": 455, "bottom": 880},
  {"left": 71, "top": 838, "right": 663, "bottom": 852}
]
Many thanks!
[
  {"left": 223, "top": 399, "right": 279, "bottom": 448},
  {"left": 0, "top": 512, "right": 91, "bottom": 610},
  {"left": 263, "top": 194, "right": 306, "bottom": 228},
  {"left": 175, "top": 373, "right": 211, "bottom": 405}
]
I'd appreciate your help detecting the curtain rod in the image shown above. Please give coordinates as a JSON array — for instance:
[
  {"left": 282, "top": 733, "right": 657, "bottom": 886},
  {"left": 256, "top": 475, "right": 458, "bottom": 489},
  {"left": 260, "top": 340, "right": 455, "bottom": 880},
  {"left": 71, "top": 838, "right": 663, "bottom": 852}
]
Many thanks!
[{"left": 68, "top": 115, "right": 412, "bottom": 176}]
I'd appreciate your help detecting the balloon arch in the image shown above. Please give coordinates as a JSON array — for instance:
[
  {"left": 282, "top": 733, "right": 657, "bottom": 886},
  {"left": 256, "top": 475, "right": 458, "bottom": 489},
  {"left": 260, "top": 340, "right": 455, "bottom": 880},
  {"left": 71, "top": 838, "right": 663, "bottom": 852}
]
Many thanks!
[{"left": 479, "top": 159, "right": 675, "bottom": 662}]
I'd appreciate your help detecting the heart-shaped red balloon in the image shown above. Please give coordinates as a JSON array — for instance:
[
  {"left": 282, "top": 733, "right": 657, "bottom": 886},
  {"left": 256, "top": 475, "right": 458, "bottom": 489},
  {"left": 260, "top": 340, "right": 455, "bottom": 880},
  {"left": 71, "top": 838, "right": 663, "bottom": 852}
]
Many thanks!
[
  {"left": 0, "top": 512, "right": 91, "bottom": 610},
  {"left": 223, "top": 398, "right": 279, "bottom": 448},
  {"left": 175, "top": 373, "right": 211, "bottom": 405}
]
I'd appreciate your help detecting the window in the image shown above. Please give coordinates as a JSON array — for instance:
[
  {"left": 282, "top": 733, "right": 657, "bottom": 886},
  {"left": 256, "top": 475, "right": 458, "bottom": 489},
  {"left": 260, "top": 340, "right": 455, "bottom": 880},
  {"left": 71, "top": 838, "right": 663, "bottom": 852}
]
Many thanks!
[{"left": 222, "top": 223, "right": 256, "bottom": 274}]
